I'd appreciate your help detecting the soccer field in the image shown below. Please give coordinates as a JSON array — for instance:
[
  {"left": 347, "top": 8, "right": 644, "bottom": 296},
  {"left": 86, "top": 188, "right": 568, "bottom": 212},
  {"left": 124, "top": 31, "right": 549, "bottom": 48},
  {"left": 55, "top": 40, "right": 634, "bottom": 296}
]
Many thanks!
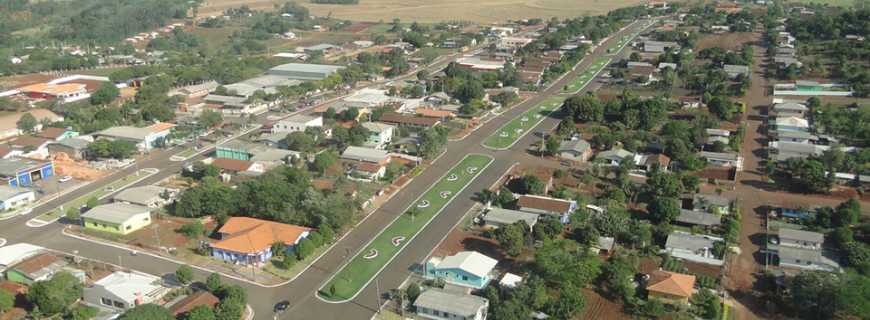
[
  {"left": 318, "top": 154, "right": 493, "bottom": 302},
  {"left": 482, "top": 96, "right": 566, "bottom": 150}
]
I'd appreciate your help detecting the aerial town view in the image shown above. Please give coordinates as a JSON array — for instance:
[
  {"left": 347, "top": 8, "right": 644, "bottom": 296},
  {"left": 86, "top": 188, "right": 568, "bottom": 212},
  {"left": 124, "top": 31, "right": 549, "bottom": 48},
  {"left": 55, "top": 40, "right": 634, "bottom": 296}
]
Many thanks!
[{"left": 0, "top": 0, "right": 867, "bottom": 319}]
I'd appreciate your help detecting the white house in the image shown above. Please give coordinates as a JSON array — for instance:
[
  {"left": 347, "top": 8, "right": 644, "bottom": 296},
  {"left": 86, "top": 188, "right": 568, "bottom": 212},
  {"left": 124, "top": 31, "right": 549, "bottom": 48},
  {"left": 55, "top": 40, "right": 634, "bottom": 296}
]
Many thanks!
[
  {"left": 0, "top": 185, "right": 35, "bottom": 211},
  {"left": 414, "top": 289, "right": 489, "bottom": 320},
  {"left": 272, "top": 114, "right": 323, "bottom": 134},
  {"left": 83, "top": 271, "right": 170, "bottom": 311},
  {"left": 361, "top": 122, "right": 395, "bottom": 149}
]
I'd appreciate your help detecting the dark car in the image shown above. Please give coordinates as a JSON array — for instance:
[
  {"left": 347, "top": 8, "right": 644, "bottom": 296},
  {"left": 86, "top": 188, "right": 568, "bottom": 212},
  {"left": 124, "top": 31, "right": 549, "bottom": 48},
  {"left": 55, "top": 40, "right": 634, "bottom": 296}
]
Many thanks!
[{"left": 274, "top": 300, "right": 290, "bottom": 313}]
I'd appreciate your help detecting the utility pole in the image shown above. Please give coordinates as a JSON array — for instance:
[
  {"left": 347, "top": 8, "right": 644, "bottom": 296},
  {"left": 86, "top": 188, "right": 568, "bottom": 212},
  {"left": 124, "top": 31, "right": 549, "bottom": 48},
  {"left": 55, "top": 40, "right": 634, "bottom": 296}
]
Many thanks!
[{"left": 375, "top": 278, "right": 381, "bottom": 314}]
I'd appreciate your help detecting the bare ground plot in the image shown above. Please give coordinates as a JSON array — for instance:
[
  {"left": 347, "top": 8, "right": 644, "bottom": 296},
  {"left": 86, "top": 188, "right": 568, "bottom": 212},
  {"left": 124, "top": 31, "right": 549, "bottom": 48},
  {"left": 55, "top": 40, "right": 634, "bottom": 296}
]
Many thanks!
[
  {"left": 577, "top": 289, "right": 631, "bottom": 320},
  {"left": 199, "top": 0, "right": 646, "bottom": 23},
  {"left": 696, "top": 32, "right": 757, "bottom": 51}
]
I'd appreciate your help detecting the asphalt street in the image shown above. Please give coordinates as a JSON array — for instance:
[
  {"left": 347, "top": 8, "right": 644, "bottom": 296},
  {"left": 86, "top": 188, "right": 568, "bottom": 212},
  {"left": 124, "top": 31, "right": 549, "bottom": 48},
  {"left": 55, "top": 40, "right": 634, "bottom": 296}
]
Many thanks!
[{"left": 0, "top": 19, "right": 652, "bottom": 320}]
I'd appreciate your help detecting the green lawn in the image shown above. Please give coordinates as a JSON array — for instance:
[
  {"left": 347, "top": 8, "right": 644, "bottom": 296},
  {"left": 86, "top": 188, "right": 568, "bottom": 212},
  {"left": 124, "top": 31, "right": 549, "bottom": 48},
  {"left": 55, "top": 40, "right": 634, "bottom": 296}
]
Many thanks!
[
  {"left": 35, "top": 170, "right": 152, "bottom": 222},
  {"left": 562, "top": 56, "right": 611, "bottom": 93},
  {"left": 318, "top": 154, "right": 493, "bottom": 301},
  {"left": 482, "top": 96, "right": 566, "bottom": 150}
]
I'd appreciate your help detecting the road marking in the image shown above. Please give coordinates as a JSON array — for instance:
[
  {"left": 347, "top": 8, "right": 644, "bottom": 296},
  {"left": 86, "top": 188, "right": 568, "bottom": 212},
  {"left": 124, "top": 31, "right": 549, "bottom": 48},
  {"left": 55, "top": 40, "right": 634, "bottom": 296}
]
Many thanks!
[{"left": 0, "top": 238, "right": 6, "bottom": 248}]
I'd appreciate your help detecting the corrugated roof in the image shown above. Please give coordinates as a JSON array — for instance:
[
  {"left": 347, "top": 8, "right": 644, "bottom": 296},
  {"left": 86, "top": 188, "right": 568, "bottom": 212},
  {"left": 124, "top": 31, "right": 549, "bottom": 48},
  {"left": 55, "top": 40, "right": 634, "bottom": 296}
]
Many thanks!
[
  {"left": 779, "top": 228, "right": 824, "bottom": 243},
  {"left": 82, "top": 203, "right": 151, "bottom": 225},
  {"left": 341, "top": 146, "right": 389, "bottom": 163},
  {"left": 413, "top": 289, "right": 488, "bottom": 317},
  {"left": 434, "top": 251, "right": 498, "bottom": 278},
  {"left": 676, "top": 210, "right": 722, "bottom": 226},
  {"left": 483, "top": 208, "right": 539, "bottom": 226},
  {"left": 112, "top": 186, "right": 172, "bottom": 206}
]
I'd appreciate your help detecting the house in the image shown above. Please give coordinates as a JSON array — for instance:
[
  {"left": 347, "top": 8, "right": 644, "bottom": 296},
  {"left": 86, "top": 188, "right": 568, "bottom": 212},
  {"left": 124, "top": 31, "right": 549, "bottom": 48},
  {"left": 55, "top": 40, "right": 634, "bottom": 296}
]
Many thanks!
[
  {"left": 361, "top": 122, "right": 395, "bottom": 149},
  {"left": 168, "top": 291, "right": 220, "bottom": 317},
  {"left": 628, "top": 65, "right": 657, "bottom": 85},
  {"left": 773, "top": 116, "right": 810, "bottom": 132},
  {"left": 775, "top": 246, "right": 838, "bottom": 271},
  {"left": 249, "top": 148, "right": 300, "bottom": 167},
  {"left": 768, "top": 141, "right": 827, "bottom": 161},
  {"left": 0, "top": 109, "right": 64, "bottom": 140},
  {"left": 340, "top": 146, "right": 390, "bottom": 164},
  {"left": 516, "top": 195, "right": 576, "bottom": 223},
  {"left": 301, "top": 44, "right": 341, "bottom": 55},
  {"left": 210, "top": 158, "right": 265, "bottom": 175},
  {"left": 210, "top": 217, "right": 311, "bottom": 266},
  {"left": 81, "top": 203, "right": 152, "bottom": 235},
  {"left": 706, "top": 128, "right": 731, "bottom": 145},
  {"left": 593, "top": 236, "right": 615, "bottom": 255},
  {"left": 645, "top": 270, "right": 696, "bottom": 305},
  {"left": 664, "top": 232, "right": 724, "bottom": 266},
  {"left": 112, "top": 185, "right": 178, "bottom": 208},
  {"left": 93, "top": 123, "right": 175, "bottom": 151},
  {"left": 272, "top": 114, "right": 323, "bottom": 134},
  {"left": 4, "top": 135, "right": 52, "bottom": 159},
  {"left": 47, "top": 137, "right": 91, "bottom": 160},
  {"left": 557, "top": 139, "right": 592, "bottom": 162},
  {"left": 689, "top": 194, "right": 731, "bottom": 215},
  {"left": 643, "top": 41, "right": 679, "bottom": 53},
  {"left": 416, "top": 108, "right": 455, "bottom": 121},
  {"left": 778, "top": 228, "right": 823, "bottom": 250},
  {"left": 773, "top": 56, "right": 802, "bottom": 68},
  {"left": 414, "top": 289, "right": 489, "bottom": 320},
  {"left": 0, "top": 243, "right": 43, "bottom": 276},
  {"left": 425, "top": 251, "right": 498, "bottom": 289},
  {"left": 771, "top": 129, "right": 817, "bottom": 144},
  {"left": 36, "top": 127, "right": 78, "bottom": 141},
  {"left": 83, "top": 271, "right": 170, "bottom": 311},
  {"left": 723, "top": 64, "right": 749, "bottom": 79},
  {"left": 636, "top": 153, "right": 671, "bottom": 172},
  {"left": 596, "top": 148, "right": 634, "bottom": 166},
  {"left": 378, "top": 112, "right": 441, "bottom": 128},
  {"left": 482, "top": 207, "right": 539, "bottom": 230},
  {"left": 0, "top": 185, "right": 35, "bottom": 211},
  {"left": 6, "top": 253, "right": 83, "bottom": 285},
  {"left": 0, "top": 158, "right": 54, "bottom": 187},
  {"left": 675, "top": 209, "right": 722, "bottom": 228},
  {"left": 699, "top": 151, "right": 743, "bottom": 170}
]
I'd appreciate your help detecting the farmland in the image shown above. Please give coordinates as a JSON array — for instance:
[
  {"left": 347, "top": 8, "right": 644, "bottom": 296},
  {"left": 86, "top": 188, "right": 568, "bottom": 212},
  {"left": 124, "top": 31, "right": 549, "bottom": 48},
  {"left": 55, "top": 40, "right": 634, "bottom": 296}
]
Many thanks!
[{"left": 198, "top": 0, "right": 647, "bottom": 23}]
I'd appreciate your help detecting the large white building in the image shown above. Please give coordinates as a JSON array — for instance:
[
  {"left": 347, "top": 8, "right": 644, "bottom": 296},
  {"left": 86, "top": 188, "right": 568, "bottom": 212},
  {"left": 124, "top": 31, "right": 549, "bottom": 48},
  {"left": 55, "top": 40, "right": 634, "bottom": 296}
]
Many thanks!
[{"left": 271, "top": 114, "right": 323, "bottom": 134}]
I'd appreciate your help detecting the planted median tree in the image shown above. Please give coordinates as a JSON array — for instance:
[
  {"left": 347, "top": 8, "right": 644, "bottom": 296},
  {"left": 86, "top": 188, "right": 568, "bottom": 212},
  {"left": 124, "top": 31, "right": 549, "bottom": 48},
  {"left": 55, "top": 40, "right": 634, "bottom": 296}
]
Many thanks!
[{"left": 175, "top": 265, "right": 194, "bottom": 285}]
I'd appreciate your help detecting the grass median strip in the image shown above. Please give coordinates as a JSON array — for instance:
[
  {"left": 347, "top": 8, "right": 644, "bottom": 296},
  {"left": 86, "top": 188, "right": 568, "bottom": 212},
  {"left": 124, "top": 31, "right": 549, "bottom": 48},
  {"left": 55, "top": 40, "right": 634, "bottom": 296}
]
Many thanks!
[
  {"left": 35, "top": 170, "right": 153, "bottom": 222},
  {"left": 482, "top": 96, "right": 566, "bottom": 150},
  {"left": 562, "top": 56, "right": 611, "bottom": 93},
  {"left": 318, "top": 154, "right": 493, "bottom": 302}
]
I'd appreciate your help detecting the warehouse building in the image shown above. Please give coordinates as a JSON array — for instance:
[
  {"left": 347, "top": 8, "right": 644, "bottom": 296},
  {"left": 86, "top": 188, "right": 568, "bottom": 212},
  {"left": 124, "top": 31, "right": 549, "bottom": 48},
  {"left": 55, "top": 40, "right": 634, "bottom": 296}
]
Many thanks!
[{"left": 266, "top": 63, "right": 346, "bottom": 81}]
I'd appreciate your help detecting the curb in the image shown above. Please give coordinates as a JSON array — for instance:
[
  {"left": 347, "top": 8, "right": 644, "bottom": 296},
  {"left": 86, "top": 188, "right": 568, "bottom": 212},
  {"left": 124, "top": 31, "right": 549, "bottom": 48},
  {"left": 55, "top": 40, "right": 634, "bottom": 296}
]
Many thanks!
[{"left": 315, "top": 154, "right": 494, "bottom": 303}]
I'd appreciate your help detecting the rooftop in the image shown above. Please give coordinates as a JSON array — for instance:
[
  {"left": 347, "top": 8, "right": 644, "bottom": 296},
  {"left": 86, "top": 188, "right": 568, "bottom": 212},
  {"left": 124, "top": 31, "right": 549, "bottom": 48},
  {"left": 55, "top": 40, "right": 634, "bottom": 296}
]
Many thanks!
[
  {"left": 0, "top": 185, "right": 33, "bottom": 201},
  {"left": 646, "top": 270, "right": 695, "bottom": 298},
  {"left": 666, "top": 231, "right": 718, "bottom": 252},
  {"left": 559, "top": 139, "right": 591, "bottom": 153},
  {"left": 92, "top": 271, "right": 164, "bottom": 303},
  {"left": 517, "top": 195, "right": 574, "bottom": 213},
  {"left": 341, "top": 146, "right": 389, "bottom": 163},
  {"left": 212, "top": 217, "right": 311, "bottom": 254},
  {"left": 483, "top": 208, "right": 539, "bottom": 226},
  {"left": 82, "top": 203, "right": 151, "bottom": 224},
  {"left": 112, "top": 185, "right": 173, "bottom": 206},
  {"left": 433, "top": 251, "right": 498, "bottom": 278},
  {"left": 378, "top": 112, "right": 441, "bottom": 126},
  {"left": 0, "top": 158, "right": 50, "bottom": 176},
  {"left": 0, "top": 243, "right": 43, "bottom": 268},
  {"left": 211, "top": 158, "right": 254, "bottom": 172},
  {"left": 676, "top": 209, "right": 722, "bottom": 226},
  {"left": 413, "top": 289, "right": 488, "bottom": 317},
  {"left": 169, "top": 291, "right": 220, "bottom": 316},
  {"left": 779, "top": 228, "right": 824, "bottom": 243}
]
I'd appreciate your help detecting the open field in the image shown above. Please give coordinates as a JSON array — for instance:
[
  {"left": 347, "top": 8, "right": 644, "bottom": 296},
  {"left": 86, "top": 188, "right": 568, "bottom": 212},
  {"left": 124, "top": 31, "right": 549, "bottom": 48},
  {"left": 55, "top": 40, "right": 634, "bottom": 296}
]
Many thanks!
[
  {"left": 483, "top": 96, "right": 565, "bottom": 149},
  {"left": 318, "top": 154, "right": 493, "bottom": 301},
  {"left": 198, "top": 0, "right": 646, "bottom": 23}
]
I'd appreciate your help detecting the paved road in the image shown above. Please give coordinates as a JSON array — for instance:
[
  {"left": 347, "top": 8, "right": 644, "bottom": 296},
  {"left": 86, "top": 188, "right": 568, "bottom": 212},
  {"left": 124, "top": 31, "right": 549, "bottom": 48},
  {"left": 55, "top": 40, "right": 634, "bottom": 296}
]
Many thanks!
[{"left": 0, "top": 19, "right": 653, "bottom": 320}]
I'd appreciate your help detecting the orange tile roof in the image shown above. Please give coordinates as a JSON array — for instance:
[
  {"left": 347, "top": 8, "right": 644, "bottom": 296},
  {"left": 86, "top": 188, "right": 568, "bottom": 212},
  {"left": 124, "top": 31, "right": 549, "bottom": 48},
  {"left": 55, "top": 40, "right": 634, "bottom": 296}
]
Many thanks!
[
  {"left": 517, "top": 195, "right": 572, "bottom": 213},
  {"left": 36, "top": 127, "right": 67, "bottom": 140},
  {"left": 211, "top": 158, "right": 253, "bottom": 172},
  {"left": 169, "top": 291, "right": 220, "bottom": 316},
  {"left": 147, "top": 122, "right": 176, "bottom": 133},
  {"left": 19, "top": 83, "right": 86, "bottom": 96},
  {"left": 415, "top": 108, "right": 455, "bottom": 119},
  {"left": 646, "top": 270, "right": 696, "bottom": 298},
  {"left": 6, "top": 135, "right": 50, "bottom": 148},
  {"left": 212, "top": 217, "right": 312, "bottom": 254}
]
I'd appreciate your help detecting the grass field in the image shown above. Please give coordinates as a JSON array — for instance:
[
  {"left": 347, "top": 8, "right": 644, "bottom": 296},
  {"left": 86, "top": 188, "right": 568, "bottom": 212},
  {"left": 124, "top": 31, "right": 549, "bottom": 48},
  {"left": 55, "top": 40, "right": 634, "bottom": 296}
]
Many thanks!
[
  {"left": 562, "top": 57, "right": 611, "bottom": 93},
  {"left": 482, "top": 96, "right": 565, "bottom": 149},
  {"left": 199, "top": 0, "right": 646, "bottom": 23},
  {"left": 35, "top": 169, "right": 154, "bottom": 222},
  {"left": 318, "top": 154, "right": 493, "bottom": 301}
]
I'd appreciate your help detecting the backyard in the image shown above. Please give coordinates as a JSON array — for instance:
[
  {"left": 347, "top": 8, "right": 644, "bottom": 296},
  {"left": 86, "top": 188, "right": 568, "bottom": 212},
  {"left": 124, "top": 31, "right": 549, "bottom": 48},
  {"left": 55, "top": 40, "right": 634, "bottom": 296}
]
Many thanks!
[
  {"left": 318, "top": 154, "right": 493, "bottom": 301},
  {"left": 482, "top": 96, "right": 566, "bottom": 150}
]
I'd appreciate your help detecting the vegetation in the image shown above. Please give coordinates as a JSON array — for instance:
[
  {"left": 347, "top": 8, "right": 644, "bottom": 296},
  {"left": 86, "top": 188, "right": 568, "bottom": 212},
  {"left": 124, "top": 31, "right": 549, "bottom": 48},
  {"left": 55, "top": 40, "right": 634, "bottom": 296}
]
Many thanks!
[
  {"left": 85, "top": 139, "right": 138, "bottom": 160},
  {"left": 26, "top": 272, "right": 83, "bottom": 316}
]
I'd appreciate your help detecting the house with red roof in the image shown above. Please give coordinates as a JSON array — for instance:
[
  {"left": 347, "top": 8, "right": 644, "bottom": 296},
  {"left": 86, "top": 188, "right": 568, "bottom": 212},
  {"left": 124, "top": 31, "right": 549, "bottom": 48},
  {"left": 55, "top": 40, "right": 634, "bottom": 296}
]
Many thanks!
[
  {"left": 210, "top": 217, "right": 312, "bottom": 266},
  {"left": 645, "top": 270, "right": 696, "bottom": 305}
]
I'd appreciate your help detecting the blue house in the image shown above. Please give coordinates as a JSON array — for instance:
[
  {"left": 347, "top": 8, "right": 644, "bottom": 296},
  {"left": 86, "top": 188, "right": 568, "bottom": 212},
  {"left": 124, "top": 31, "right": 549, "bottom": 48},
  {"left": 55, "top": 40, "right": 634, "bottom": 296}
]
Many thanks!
[
  {"left": 209, "top": 217, "right": 311, "bottom": 266},
  {"left": 425, "top": 251, "right": 498, "bottom": 289},
  {"left": 0, "top": 158, "right": 54, "bottom": 187}
]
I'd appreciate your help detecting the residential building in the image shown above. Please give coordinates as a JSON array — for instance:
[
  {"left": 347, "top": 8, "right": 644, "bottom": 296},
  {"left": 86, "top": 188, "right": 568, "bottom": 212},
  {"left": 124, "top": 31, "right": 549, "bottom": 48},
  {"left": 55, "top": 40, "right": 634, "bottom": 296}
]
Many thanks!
[
  {"left": 4, "top": 135, "right": 52, "bottom": 159},
  {"left": 0, "top": 158, "right": 54, "bottom": 187},
  {"left": 272, "top": 114, "right": 323, "bottom": 134},
  {"left": 93, "top": 123, "right": 175, "bottom": 151},
  {"left": 0, "top": 185, "right": 35, "bottom": 211},
  {"left": 5, "top": 253, "right": 83, "bottom": 285},
  {"left": 770, "top": 129, "right": 817, "bottom": 144},
  {"left": 0, "top": 243, "right": 43, "bottom": 276},
  {"left": 168, "top": 291, "right": 220, "bottom": 317},
  {"left": 0, "top": 109, "right": 64, "bottom": 140},
  {"left": 112, "top": 185, "right": 178, "bottom": 208},
  {"left": 516, "top": 195, "right": 576, "bottom": 223},
  {"left": 723, "top": 64, "right": 750, "bottom": 79},
  {"left": 645, "top": 270, "right": 696, "bottom": 305},
  {"left": 47, "top": 137, "right": 91, "bottom": 159},
  {"left": 83, "top": 271, "right": 170, "bottom": 311},
  {"left": 210, "top": 217, "right": 311, "bottom": 266},
  {"left": 643, "top": 41, "right": 679, "bottom": 53},
  {"left": 773, "top": 116, "right": 810, "bottom": 132},
  {"left": 675, "top": 209, "right": 722, "bottom": 228},
  {"left": 706, "top": 128, "right": 731, "bottom": 145},
  {"left": 378, "top": 112, "right": 441, "bottom": 128},
  {"left": 340, "top": 146, "right": 390, "bottom": 164},
  {"left": 81, "top": 203, "right": 152, "bottom": 235},
  {"left": 689, "top": 194, "right": 732, "bottom": 215},
  {"left": 35, "top": 127, "right": 78, "bottom": 141},
  {"left": 594, "top": 236, "right": 616, "bottom": 255},
  {"left": 769, "top": 141, "right": 827, "bottom": 161},
  {"left": 636, "top": 153, "right": 671, "bottom": 172},
  {"left": 265, "top": 63, "right": 345, "bottom": 81},
  {"left": 775, "top": 246, "right": 838, "bottom": 271},
  {"left": 778, "top": 228, "right": 823, "bottom": 250},
  {"left": 557, "top": 139, "right": 592, "bottom": 162},
  {"left": 664, "top": 232, "right": 724, "bottom": 266},
  {"left": 414, "top": 289, "right": 489, "bottom": 320},
  {"left": 596, "top": 148, "right": 634, "bottom": 166},
  {"left": 482, "top": 208, "right": 539, "bottom": 230},
  {"left": 699, "top": 151, "right": 743, "bottom": 170},
  {"left": 425, "top": 251, "right": 498, "bottom": 289},
  {"left": 362, "top": 122, "right": 395, "bottom": 149},
  {"left": 210, "top": 158, "right": 265, "bottom": 175}
]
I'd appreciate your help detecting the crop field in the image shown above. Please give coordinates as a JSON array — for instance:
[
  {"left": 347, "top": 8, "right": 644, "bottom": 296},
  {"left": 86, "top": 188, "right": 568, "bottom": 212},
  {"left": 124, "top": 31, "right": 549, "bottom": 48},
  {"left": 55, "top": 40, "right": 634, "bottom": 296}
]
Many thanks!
[
  {"left": 318, "top": 154, "right": 493, "bottom": 302},
  {"left": 483, "top": 96, "right": 565, "bottom": 150},
  {"left": 199, "top": 0, "right": 646, "bottom": 23}
]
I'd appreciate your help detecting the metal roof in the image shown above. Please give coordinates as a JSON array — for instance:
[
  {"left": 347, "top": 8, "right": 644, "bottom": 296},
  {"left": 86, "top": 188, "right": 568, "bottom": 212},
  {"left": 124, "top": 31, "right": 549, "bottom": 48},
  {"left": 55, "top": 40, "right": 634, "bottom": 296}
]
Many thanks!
[
  {"left": 96, "top": 126, "right": 153, "bottom": 141},
  {"left": 666, "top": 232, "right": 719, "bottom": 252},
  {"left": 434, "top": 251, "right": 498, "bottom": 278},
  {"left": 413, "top": 289, "right": 488, "bottom": 317},
  {"left": 0, "top": 185, "right": 33, "bottom": 201},
  {"left": 82, "top": 203, "right": 151, "bottom": 225},
  {"left": 779, "top": 228, "right": 824, "bottom": 243},
  {"left": 268, "top": 63, "right": 344, "bottom": 74},
  {"left": 112, "top": 186, "right": 172, "bottom": 206},
  {"left": 676, "top": 210, "right": 722, "bottom": 226},
  {"left": 340, "top": 146, "right": 389, "bottom": 163},
  {"left": 0, "top": 158, "right": 49, "bottom": 176},
  {"left": 483, "top": 208, "right": 539, "bottom": 226}
]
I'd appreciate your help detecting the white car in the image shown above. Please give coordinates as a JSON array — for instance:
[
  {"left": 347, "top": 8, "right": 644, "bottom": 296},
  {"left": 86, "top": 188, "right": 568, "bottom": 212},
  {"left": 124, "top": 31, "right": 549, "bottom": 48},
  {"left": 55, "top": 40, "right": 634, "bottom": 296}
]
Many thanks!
[{"left": 58, "top": 176, "right": 73, "bottom": 183}]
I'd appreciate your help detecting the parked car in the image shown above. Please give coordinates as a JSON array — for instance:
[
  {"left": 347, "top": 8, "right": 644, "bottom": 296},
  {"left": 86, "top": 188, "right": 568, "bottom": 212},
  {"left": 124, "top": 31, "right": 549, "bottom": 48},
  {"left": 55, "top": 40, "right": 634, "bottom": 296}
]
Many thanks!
[
  {"left": 274, "top": 300, "right": 290, "bottom": 313},
  {"left": 59, "top": 176, "right": 73, "bottom": 183}
]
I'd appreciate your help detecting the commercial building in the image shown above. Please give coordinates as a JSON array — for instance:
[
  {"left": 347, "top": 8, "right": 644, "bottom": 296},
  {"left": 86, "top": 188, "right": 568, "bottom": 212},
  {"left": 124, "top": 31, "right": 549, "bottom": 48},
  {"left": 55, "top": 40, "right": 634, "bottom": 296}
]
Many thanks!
[
  {"left": 0, "top": 158, "right": 54, "bottom": 187},
  {"left": 81, "top": 203, "right": 152, "bottom": 235},
  {"left": 266, "top": 63, "right": 346, "bottom": 81},
  {"left": 93, "top": 123, "right": 175, "bottom": 151}
]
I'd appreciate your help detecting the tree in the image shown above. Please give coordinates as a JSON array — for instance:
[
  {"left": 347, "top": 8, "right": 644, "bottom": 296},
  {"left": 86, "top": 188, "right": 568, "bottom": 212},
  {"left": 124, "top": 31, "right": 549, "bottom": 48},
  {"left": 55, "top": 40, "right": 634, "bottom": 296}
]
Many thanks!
[
  {"left": 691, "top": 289, "right": 722, "bottom": 319},
  {"left": 405, "top": 283, "right": 421, "bottom": 303},
  {"left": 86, "top": 196, "right": 100, "bottom": 209},
  {"left": 418, "top": 126, "right": 449, "bottom": 159},
  {"left": 295, "top": 238, "right": 315, "bottom": 260},
  {"left": 785, "top": 159, "right": 832, "bottom": 193},
  {"left": 707, "top": 96, "right": 736, "bottom": 120},
  {"left": 90, "top": 83, "right": 120, "bottom": 105},
  {"left": 27, "top": 272, "right": 83, "bottom": 315},
  {"left": 198, "top": 110, "right": 223, "bottom": 129},
  {"left": 65, "top": 207, "right": 81, "bottom": 222},
  {"left": 66, "top": 305, "right": 99, "bottom": 320},
  {"left": 520, "top": 175, "right": 545, "bottom": 195},
  {"left": 206, "top": 273, "right": 222, "bottom": 293},
  {"left": 0, "top": 290, "right": 13, "bottom": 313},
  {"left": 175, "top": 265, "right": 194, "bottom": 285},
  {"left": 179, "top": 221, "right": 205, "bottom": 238},
  {"left": 565, "top": 95, "right": 604, "bottom": 122},
  {"left": 790, "top": 271, "right": 839, "bottom": 319},
  {"left": 312, "top": 150, "right": 337, "bottom": 174},
  {"left": 118, "top": 304, "right": 174, "bottom": 320},
  {"left": 544, "top": 136, "right": 560, "bottom": 156},
  {"left": 495, "top": 222, "right": 527, "bottom": 256},
  {"left": 86, "top": 140, "right": 137, "bottom": 159},
  {"left": 600, "top": 254, "right": 636, "bottom": 301},
  {"left": 647, "top": 197, "right": 680, "bottom": 224},
  {"left": 183, "top": 305, "right": 216, "bottom": 320},
  {"left": 284, "top": 132, "right": 316, "bottom": 153},
  {"left": 16, "top": 113, "right": 37, "bottom": 134},
  {"left": 214, "top": 300, "right": 243, "bottom": 320},
  {"left": 834, "top": 198, "right": 860, "bottom": 227}
]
